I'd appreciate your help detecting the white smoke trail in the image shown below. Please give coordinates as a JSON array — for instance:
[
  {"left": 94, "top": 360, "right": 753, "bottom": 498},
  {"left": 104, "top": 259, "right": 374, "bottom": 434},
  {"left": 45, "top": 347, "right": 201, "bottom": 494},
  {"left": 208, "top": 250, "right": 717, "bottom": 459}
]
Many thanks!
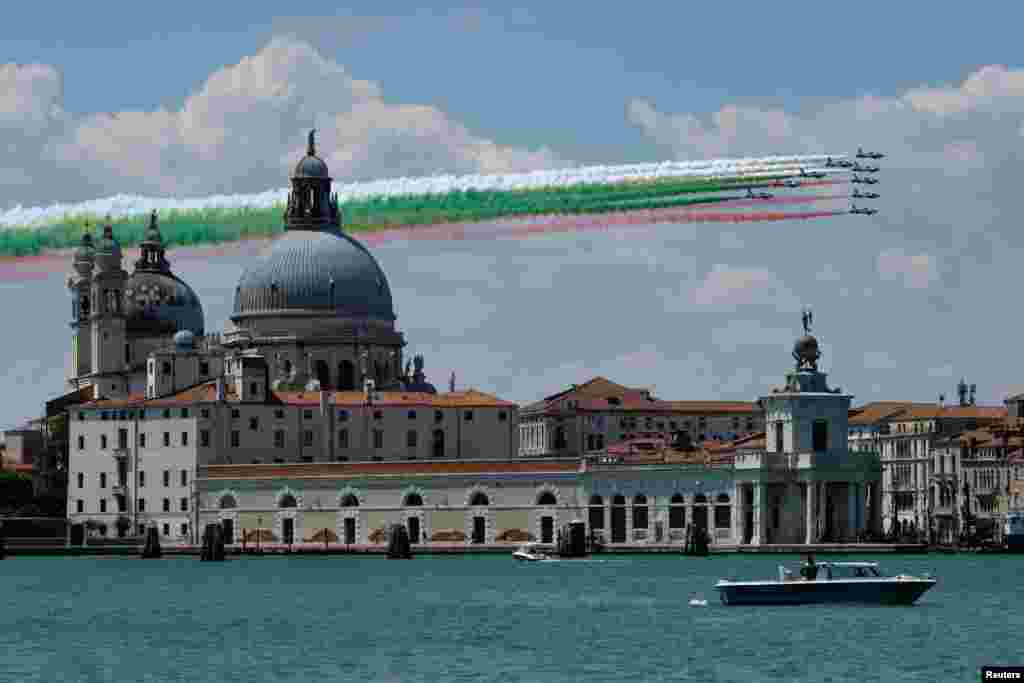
[{"left": 0, "top": 154, "right": 848, "bottom": 229}]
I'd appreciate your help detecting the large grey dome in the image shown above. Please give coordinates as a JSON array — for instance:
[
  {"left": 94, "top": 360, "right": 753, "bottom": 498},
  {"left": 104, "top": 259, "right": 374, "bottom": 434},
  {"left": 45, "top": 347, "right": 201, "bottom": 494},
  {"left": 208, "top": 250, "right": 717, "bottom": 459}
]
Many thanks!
[
  {"left": 232, "top": 229, "right": 395, "bottom": 321},
  {"left": 294, "top": 154, "right": 329, "bottom": 178},
  {"left": 124, "top": 271, "right": 205, "bottom": 336}
]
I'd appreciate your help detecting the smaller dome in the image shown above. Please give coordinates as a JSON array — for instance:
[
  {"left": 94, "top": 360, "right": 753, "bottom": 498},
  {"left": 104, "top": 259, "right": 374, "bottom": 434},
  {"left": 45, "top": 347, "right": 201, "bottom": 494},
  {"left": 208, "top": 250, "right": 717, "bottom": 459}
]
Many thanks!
[
  {"left": 173, "top": 330, "right": 195, "bottom": 350},
  {"left": 73, "top": 231, "right": 95, "bottom": 275},
  {"left": 94, "top": 224, "right": 122, "bottom": 270},
  {"left": 793, "top": 334, "right": 821, "bottom": 366}
]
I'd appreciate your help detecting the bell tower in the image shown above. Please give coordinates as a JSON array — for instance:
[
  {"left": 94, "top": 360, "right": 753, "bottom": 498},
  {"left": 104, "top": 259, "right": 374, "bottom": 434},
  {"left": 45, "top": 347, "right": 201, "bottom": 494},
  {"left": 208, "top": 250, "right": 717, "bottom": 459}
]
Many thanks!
[
  {"left": 68, "top": 227, "right": 95, "bottom": 382},
  {"left": 90, "top": 220, "right": 129, "bottom": 397}
]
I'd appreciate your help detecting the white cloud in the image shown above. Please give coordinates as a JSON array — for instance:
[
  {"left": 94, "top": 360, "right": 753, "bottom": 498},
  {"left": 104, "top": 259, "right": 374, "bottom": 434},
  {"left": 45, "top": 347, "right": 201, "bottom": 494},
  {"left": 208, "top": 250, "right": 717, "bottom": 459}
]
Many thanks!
[
  {"left": 877, "top": 250, "right": 937, "bottom": 289},
  {"left": 692, "top": 264, "right": 798, "bottom": 309},
  {"left": 0, "top": 37, "right": 562, "bottom": 208}
]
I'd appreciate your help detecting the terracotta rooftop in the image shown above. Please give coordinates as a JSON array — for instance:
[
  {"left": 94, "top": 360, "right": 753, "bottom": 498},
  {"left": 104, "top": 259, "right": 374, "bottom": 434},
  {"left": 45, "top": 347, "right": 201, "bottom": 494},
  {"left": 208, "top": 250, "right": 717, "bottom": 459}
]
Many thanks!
[
  {"left": 849, "top": 401, "right": 1007, "bottom": 424},
  {"left": 80, "top": 381, "right": 516, "bottom": 410},
  {"left": 201, "top": 459, "right": 581, "bottom": 480}
]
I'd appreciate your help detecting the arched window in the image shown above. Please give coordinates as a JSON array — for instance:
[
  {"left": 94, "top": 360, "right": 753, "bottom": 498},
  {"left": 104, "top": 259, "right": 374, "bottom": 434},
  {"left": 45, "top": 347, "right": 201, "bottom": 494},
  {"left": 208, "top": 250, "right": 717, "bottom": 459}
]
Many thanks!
[
  {"left": 588, "top": 495, "right": 603, "bottom": 505},
  {"left": 470, "top": 491, "right": 489, "bottom": 506},
  {"left": 694, "top": 494, "right": 708, "bottom": 504},
  {"left": 340, "top": 493, "right": 359, "bottom": 507},
  {"left": 404, "top": 492, "right": 423, "bottom": 507},
  {"left": 279, "top": 493, "right": 297, "bottom": 508},
  {"left": 716, "top": 493, "right": 730, "bottom": 504},
  {"left": 432, "top": 429, "right": 445, "bottom": 459},
  {"left": 219, "top": 494, "right": 237, "bottom": 510},
  {"left": 315, "top": 360, "right": 330, "bottom": 389},
  {"left": 537, "top": 491, "right": 557, "bottom": 506},
  {"left": 612, "top": 494, "right": 626, "bottom": 506},
  {"left": 338, "top": 360, "right": 355, "bottom": 391}
]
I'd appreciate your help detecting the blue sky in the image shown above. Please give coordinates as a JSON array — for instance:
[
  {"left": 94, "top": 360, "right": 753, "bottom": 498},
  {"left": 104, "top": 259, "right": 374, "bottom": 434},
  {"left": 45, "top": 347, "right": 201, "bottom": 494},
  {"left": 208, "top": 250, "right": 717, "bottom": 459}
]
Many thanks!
[{"left": 3, "top": 3, "right": 1024, "bottom": 429}]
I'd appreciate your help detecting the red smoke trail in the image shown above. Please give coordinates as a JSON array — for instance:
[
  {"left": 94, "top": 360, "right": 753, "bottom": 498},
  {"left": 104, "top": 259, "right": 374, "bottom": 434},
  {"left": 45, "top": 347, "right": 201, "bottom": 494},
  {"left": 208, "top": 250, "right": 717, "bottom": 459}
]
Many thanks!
[{"left": 717, "top": 194, "right": 847, "bottom": 208}]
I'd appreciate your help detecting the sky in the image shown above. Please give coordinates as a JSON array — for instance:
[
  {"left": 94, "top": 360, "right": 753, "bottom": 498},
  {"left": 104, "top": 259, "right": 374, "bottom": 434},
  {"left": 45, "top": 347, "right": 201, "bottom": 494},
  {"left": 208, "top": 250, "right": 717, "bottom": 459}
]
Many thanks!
[{"left": 3, "top": 2, "right": 1024, "bottom": 429}]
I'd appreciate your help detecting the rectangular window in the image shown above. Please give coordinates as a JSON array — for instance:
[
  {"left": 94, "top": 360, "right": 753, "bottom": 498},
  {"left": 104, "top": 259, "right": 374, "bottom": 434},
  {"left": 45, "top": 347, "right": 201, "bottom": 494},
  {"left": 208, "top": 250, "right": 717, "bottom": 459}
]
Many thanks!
[
  {"left": 77, "top": 435, "right": 85, "bottom": 450},
  {"left": 181, "top": 432, "right": 188, "bottom": 447},
  {"left": 180, "top": 498, "right": 188, "bottom": 512},
  {"left": 464, "top": 410, "right": 474, "bottom": 421},
  {"left": 100, "top": 434, "right": 108, "bottom": 449},
  {"left": 163, "top": 470, "right": 170, "bottom": 487},
  {"left": 231, "top": 409, "right": 240, "bottom": 419},
  {"left": 274, "top": 430, "right": 285, "bottom": 449},
  {"left": 180, "top": 470, "right": 187, "bottom": 487},
  {"left": 117, "top": 497, "right": 126, "bottom": 513},
  {"left": 118, "top": 428, "right": 128, "bottom": 449},
  {"left": 139, "top": 471, "right": 146, "bottom": 487},
  {"left": 181, "top": 408, "right": 189, "bottom": 419},
  {"left": 338, "top": 410, "right": 349, "bottom": 421},
  {"left": 407, "top": 410, "right": 417, "bottom": 420},
  {"left": 76, "top": 499, "right": 83, "bottom": 513},
  {"left": 338, "top": 429, "right": 348, "bottom": 449},
  {"left": 274, "top": 409, "right": 285, "bottom": 420},
  {"left": 304, "top": 430, "right": 314, "bottom": 446},
  {"left": 249, "top": 416, "right": 259, "bottom": 431},
  {"left": 303, "top": 409, "right": 313, "bottom": 420},
  {"left": 163, "top": 409, "right": 171, "bottom": 419},
  {"left": 138, "top": 498, "right": 146, "bottom": 512},
  {"left": 373, "top": 410, "right": 383, "bottom": 420},
  {"left": 302, "top": 456, "right": 313, "bottom": 463},
  {"left": 407, "top": 430, "right": 417, "bottom": 448},
  {"left": 163, "top": 498, "right": 170, "bottom": 512},
  {"left": 435, "top": 410, "right": 444, "bottom": 423},
  {"left": 774, "top": 421, "right": 784, "bottom": 453},
  {"left": 373, "top": 429, "right": 384, "bottom": 449},
  {"left": 250, "top": 382, "right": 258, "bottom": 396},
  {"left": 200, "top": 430, "right": 210, "bottom": 447},
  {"left": 201, "top": 408, "right": 210, "bottom": 419},
  {"left": 231, "top": 431, "right": 240, "bottom": 448},
  {"left": 100, "top": 473, "right": 107, "bottom": 488},
  {"left": 162, "top": 523, "right": 170, "bottom": 537},
  {"left": 100, "top": 499, "right": 107, "bottom": 513},
  {"left": 163, "top": 432, "right": 170, "bottom": 447},
  {"left": 812, "top": 420, "right": 829, "bottom": 452},
  {"left": 200, "top": 362, "right": 210, "bottom": 376},
  {"left": 180, "top": 523, "right": 188, "bottom": 537},
  {"left": 139, "top": 432, "right": 146, "bottom": 448},
  {"left": 499, "top": 411, "right": 508, "bottom": 422}
]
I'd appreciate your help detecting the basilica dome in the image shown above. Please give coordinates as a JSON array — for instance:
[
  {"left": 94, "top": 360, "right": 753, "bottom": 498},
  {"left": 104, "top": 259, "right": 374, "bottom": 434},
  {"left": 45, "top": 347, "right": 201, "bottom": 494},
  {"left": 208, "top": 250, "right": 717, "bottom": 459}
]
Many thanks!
[
  {"left": 124, "top": 270, "right": 205, "bottom": 336},
  {"left": 231, "top": 230, "right": 395, "bottom": 321}
]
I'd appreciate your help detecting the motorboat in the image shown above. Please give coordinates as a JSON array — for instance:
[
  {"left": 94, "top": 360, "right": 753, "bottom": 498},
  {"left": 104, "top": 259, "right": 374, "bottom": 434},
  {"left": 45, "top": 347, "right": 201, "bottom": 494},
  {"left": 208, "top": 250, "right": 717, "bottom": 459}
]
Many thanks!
[
  {"left": 715, "top": 561, "right": 936, "bottom": 606},
  {"left": 512, "top": 543, "right": 551, "bottom": 562}
]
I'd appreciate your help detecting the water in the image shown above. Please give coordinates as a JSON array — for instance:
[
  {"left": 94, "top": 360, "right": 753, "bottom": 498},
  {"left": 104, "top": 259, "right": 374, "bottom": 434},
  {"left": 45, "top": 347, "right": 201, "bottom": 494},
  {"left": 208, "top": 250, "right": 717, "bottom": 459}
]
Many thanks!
[{"left": 1, "top": 553, "right": 1021, "bottom": 682}]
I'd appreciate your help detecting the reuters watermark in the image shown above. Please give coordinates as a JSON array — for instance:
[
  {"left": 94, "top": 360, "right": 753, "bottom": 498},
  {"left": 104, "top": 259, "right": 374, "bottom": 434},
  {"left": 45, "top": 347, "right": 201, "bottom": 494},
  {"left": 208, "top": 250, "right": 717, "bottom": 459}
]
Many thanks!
[{"left": 983, "top": 667, "right": 1024, "bottom": 680}]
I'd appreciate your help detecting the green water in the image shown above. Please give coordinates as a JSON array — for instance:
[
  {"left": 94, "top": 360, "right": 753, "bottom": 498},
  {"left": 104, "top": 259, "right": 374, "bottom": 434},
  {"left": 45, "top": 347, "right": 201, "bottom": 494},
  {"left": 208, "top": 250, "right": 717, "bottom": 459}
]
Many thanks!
[{"left": 1, "top": 554, "right": 1020, "bottom": 682}]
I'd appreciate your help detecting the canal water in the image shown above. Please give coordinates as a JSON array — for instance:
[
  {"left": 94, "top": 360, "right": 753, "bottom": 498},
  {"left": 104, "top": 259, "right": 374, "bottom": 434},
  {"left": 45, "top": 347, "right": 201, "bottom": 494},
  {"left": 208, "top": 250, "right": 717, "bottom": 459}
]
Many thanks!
[{"left": 1, "top": 553, "right": 1020, "bottom": 682}]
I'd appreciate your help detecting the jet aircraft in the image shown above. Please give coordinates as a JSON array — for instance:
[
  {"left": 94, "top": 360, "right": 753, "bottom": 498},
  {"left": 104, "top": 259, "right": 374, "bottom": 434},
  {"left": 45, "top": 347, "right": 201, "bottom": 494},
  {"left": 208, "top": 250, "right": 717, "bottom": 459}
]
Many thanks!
[
  {"left": 851, "top": 163, "right": 880, "bottom": 173},
  {"left": 746, "top": 188, "right": 773, "bottom": 200},
  {"left": 826, "top": 157, "right": 854, "bottom": 168},
  {"left": 851, "top": 175, "right": 879, "bottom": 184},
  {"left": 852, "top": 189, "right": 880, "bottom": 199},
  {"left": 778, "top": 179, "right": 801, "bottom": 188},
  {"left": 856, "top": 147, "right": 885, "bottom": 159},
  {"left": 849, "top": 204, "right": 878, "bottom": 215},
  {"left": 800, "top": 168, "right": 827, "bottom": 179}
]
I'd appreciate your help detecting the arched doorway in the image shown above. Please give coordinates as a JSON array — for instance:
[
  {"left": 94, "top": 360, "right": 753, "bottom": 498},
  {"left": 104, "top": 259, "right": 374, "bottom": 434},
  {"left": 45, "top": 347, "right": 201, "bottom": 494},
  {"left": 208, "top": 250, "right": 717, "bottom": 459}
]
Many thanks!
[
  {"left": 338, "top": 361, "right": 356, "bottom": 391},
  {"left": 611, "top": 494, "right": 627, "bottom": 543},
  {"left": 404, "top": 492, "right": 423, "bottom": 543},
  {"left": 315, "top": 360, "right": 330, "bottom": 389},
  {"left": 588, "top": 495, "right": 604, "bottom": 534},
  {"left": 669, "top": 493, "right": 685, "bottom": 531},
  {"left": 633, "top": 495, "right": 649, "bottom": 533},
  {"left": 219, "top": 494, "right": 237, "bottom": 544},
  {"left": 279, "top": 494, "right": 297, "bottom": 545},
  {"left": 469, "top": 491, "right": 489, "bottom": 544},
  {"left": 714, "top": 493, "right": 731, "bottom": 541},
  {"left": 693, "top": 494, "right": 708, "bottom": 533},
  {"left": 340, "top": 493, "right": 359, "bottom": 545}
]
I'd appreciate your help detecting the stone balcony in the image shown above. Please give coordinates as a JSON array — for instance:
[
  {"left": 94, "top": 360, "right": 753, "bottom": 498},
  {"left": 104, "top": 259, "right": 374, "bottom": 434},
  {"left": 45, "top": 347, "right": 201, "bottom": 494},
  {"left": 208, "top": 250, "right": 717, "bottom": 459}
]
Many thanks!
[
  {"left": 734, "top": 450, "right": 879, "bottom": 471},
  {"left": 113, "top": 448, "right": 130, "bottom": 460},
  {"left": 112, "top": 484, "right": 128, "bottom": 496}
]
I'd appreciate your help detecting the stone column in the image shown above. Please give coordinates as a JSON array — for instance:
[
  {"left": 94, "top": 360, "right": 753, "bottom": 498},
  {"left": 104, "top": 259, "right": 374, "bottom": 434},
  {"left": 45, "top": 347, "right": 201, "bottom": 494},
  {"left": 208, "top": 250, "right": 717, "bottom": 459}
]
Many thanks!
[
  {"left": 805, "top": 481, "right": 816, "bottom": 545},
  {"left": 731, "top": 489, "right": 741, "bottom": 546},
  {"left": 847, "top": 483, "right": 859, "bottom": 540},
  {"left": 752, "top": 482, "right": 766, "bottom": 545}
]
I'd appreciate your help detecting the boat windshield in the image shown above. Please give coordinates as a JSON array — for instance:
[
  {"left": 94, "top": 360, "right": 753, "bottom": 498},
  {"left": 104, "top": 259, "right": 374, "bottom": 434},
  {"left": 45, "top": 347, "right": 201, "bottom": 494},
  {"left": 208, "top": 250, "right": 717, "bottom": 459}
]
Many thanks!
[{"left": 820, "top": 564, "right": 881, "bottom": 579}]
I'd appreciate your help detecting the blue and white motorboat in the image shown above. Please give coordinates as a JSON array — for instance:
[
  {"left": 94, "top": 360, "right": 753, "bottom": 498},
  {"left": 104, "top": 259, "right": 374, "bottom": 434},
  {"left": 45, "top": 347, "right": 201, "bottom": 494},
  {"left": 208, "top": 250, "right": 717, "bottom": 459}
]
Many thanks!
[
  {"left": 513, "top": 543, "right": 550, "bottom": 562},
  {"left": 715, "top": 561, "right": 935, "bottom": 606}
]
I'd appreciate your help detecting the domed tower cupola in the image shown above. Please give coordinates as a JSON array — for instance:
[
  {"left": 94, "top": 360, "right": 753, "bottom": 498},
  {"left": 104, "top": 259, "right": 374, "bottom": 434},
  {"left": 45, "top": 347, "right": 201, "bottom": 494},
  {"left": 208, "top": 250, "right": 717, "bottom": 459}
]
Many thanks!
[
  {"left": 285, "top": 129, "right": 340, "bottom": 231},
  {"left": 134, "top": 210, "right": 170, "bottom": 273},
  {"left": 94, "top": 220, "right": 123, "bottom": 272},
  {"left": 73, "top": 228, "right": 95, "bottom": 278}
]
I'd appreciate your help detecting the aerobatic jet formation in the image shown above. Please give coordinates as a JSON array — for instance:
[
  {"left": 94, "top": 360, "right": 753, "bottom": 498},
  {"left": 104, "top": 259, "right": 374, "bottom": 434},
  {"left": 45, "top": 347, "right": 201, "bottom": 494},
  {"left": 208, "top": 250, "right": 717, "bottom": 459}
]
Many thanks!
[
  {"left": 852, "top": 189, "right": 880, "bottom": 199},
  {"left": 851, "top": 163, "right": 880, "bottom": 173},
  {"left": 746, "top": 188, "right": 773, "bottom": 199},
  {"left": 800, "top": 168, "right": 827, "bottom": 179},
  {"left": 851, "top": 175, "right": 879, "bottom": 184},
  {"left": 856, "top": 147, "right": 885, "bottom": 159},
  {"left": 849, "top": 204, "right": 878, "bottom": 215},
  {"left": 826, "top": 157, "right": 855, "bottom": 168}
]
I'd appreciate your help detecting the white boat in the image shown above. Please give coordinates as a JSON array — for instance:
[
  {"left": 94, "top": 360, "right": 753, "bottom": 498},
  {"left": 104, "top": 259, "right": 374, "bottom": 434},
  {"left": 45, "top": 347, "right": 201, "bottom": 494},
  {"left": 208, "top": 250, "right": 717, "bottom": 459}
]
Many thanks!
[
  {"left": 715, "top": 561, "right": 936, "bottom": 606},
  {"left": 512, "top": 543, "right": 550, "bottom": 562}
]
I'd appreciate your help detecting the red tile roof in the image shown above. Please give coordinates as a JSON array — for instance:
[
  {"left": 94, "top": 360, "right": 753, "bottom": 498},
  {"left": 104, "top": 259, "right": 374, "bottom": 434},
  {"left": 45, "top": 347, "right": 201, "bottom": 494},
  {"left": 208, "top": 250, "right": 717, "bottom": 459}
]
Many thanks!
[{"left": 849, "top": 401, "right": 1007, "bottom": 424}]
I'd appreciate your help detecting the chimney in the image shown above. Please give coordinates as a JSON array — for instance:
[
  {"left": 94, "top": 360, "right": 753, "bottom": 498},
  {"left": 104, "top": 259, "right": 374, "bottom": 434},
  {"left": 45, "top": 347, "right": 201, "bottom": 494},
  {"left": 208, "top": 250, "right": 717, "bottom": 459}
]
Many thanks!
[
  {"left": 215, "top": 376, "right": 224, "bottom": 402},
  {"left": 969, "top": 384, "right": 977, "bottom": 406},
  {"left": 939, "top": 394, "right": 945, "bottom": 407}
]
